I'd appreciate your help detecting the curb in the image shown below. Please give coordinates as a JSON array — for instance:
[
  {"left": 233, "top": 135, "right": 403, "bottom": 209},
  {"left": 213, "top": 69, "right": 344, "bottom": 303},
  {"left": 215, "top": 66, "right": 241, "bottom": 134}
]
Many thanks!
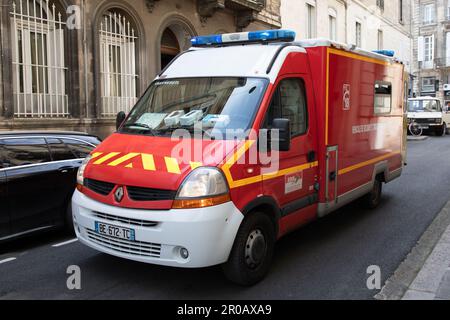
[{"left": 375, "top": 199, "right": 450, "bottom": 300}]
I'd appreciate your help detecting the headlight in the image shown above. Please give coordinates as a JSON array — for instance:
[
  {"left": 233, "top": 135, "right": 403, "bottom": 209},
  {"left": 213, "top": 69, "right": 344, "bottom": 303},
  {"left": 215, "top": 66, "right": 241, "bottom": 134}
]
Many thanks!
[
  {"left": 436, "top": 118, "right": 442, "bottom": 124},
  {"left": 173, "top": 167, "right": 230, "bottom": 209},
  {"left": 77, "top": 155, "right": 92, "bottom": 186}
]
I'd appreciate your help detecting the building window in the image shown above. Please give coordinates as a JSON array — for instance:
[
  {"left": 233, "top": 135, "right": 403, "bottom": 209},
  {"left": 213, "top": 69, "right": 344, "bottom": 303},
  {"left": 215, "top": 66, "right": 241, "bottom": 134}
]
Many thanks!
[
  {"left": 422, "top": 3, "right": 436, "bottom": 25},
  {"left": 447, "top": 0, "right": 450, "bottom": 20},
  {"left": 355, "top": 21, "right": 362, "bottom": 47},
  {"left": 10, "top": 0, "right": 68, "bottom": 118},
  {"left": 328, "top": 8, "right": 337, "bottom": 41},
  {"left": 377, "top": 30, "right": 383, "bottom": 50},
  {"left": 446, "top": 32, "right": 450, "bottom": 67},
  {"left": 99, "top": 10, "right": 139, "bottom": 118},
  {"left": 423, "top": 35, "right": 434, "bottom": 69},
  {"left": 306, "top": 2, "right": 316, "bottom": 39},
  {"left": 422, "top": 77, "right": 436, "bottom": 93},
  {"left": 374, "top": 81, "right": 392, "bottom": 115},
  {"left": 376, "top": 0, "right": 384, "bottom": 12}
]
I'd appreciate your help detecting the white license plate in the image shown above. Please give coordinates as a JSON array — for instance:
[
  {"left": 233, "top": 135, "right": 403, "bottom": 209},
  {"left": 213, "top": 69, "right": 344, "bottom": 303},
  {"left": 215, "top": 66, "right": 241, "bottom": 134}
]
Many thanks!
[{"left": 95, "top": 221, "right": 135, "bottom": 241}]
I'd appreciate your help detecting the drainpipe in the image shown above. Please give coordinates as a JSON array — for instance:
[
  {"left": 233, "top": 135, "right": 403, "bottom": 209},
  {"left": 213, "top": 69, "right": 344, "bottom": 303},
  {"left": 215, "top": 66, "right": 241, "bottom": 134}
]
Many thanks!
[{"left": 82, "top": 0, "right": 88, "bottom": 120}]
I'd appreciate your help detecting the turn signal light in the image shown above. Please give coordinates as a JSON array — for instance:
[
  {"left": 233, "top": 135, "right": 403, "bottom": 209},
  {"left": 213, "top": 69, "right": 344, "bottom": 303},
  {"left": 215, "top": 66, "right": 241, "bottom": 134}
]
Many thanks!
[
  {"left": 172, "top": 194, "right": 231, "bottom": 209},
  {"left": 76, "top": 184, "right": 83, "bottom": 192}
]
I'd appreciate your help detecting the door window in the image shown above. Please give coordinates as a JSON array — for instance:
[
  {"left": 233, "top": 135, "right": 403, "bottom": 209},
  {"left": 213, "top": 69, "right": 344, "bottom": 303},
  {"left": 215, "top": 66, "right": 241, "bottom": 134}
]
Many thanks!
[
  {"left": 62, "top": 139, "right": 95, "bottom": 158},
  {"left": 0, "top": 138, "right": 51, "bottom": 168},
  {"left": 46, "top": 138, "right": 76, "bottom": 161},
  {"left": 263, "top": 78, "right": 308, "bottom": 137}
]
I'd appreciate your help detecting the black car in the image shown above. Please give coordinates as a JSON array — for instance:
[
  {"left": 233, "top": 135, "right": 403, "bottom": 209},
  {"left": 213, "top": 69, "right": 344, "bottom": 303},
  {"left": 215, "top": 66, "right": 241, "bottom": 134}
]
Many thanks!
[{"left": 0, "top": 131, "right": 101, "bottom": 242}]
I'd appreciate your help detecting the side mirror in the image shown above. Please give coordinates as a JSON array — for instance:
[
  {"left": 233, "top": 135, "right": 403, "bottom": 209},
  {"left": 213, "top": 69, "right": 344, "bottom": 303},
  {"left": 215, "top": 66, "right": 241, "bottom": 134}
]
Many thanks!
[
  {"left": 272, "top": 118, "right": 291, "bottom": 152},
  {"left": 116, "top": 111, "right": 126, "bottom": 130}
]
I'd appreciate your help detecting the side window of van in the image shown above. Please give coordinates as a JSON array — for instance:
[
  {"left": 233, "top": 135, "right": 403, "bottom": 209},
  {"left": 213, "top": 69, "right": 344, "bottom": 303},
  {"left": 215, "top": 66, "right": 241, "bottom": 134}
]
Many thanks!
[
  {"left": 374, "top": 81, "right": 392, "bottom": 115},
  {"left": 1, "top": 138, "right": 51, "bottom": 168},
  {"left": 263, "top": 78, "right": 308, "bottom": 137}
]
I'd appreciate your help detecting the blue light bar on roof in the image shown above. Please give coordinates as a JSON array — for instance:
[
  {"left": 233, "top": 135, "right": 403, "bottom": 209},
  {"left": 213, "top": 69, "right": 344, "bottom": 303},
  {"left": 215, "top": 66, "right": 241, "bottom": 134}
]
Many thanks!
[
  {"left": 191, "top": 30, "right": 296, "bottom": 47},
  {"left": 372, "top": 50, "right": 395, "bottom": 57}
]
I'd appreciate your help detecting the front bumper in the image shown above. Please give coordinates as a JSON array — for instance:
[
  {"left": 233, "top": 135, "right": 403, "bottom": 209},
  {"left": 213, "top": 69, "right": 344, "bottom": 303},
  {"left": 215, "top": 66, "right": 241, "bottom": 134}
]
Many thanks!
[{"left": 72, "top": 190, "right": 243, "bottom": 268}]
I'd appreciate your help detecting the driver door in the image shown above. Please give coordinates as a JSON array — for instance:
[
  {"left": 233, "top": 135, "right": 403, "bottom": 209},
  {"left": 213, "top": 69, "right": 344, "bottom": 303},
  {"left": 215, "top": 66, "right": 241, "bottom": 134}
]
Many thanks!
[{"left": 261, "top": 75, "right": 318, "bottom": 232}]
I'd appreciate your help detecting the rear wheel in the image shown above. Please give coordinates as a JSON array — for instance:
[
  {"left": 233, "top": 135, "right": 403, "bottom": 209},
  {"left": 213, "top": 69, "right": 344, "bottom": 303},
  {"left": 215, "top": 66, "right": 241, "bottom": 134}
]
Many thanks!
[
  {"left": 222, "top": 212, "right": 275, "bottom": 286},
  {"left": 363, "top": 177, "right": 383, "bottom": 209}
]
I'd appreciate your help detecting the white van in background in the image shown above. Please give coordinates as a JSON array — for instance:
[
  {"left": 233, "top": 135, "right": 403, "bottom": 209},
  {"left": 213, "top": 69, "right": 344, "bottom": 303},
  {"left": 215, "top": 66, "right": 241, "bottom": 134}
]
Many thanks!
[{"left": 407, "top": 97, "right": 450, "bottom": 136}]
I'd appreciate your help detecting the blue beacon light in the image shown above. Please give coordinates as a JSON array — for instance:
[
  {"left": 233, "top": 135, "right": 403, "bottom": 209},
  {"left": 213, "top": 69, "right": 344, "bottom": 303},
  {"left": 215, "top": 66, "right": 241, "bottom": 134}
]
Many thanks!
[{"left": 191, "top": 29, "right": 296, "bottom": 47}]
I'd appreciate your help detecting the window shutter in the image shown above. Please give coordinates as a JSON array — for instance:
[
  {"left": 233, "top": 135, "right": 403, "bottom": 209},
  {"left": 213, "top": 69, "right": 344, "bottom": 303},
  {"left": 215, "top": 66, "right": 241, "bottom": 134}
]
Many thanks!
[
  {"left": 431, "top": 34, "right": 435, "bottom": 61},
  {"left": 418, "top": 36, "right": 424, "bottom": 62}
]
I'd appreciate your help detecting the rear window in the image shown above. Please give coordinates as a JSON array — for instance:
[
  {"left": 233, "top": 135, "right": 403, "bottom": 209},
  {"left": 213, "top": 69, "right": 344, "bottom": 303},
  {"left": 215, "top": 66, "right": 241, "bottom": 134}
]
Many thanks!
[{"left": 0, "top": 138, "right": 51, "bottom": 168}]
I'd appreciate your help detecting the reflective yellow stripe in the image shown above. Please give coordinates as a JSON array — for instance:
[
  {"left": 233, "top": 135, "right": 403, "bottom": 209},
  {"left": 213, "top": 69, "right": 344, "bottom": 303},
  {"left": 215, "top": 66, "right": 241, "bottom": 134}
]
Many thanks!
[
  {"left": 93, "top": 152, "right": 120, "bottom": 165},
  {"left": 339, "top": 152, "right": 400, "bottom": 175},
  {"left": 165, "top": 157, "right": 181, "bottom": 174},
  {"left": 328, "top": 48, "right": 391, "bottom": 66},
  {"left": 107, "top": 153, "right": 140, "bottom": 167},
  {"left": 262, "top": 161, "right": 319, "bottom": 181},
  {"left": 91, "top": 152, "right": 103, "bottom": 159},
  {"left": 141, "top": 154, "right": 156, "bottom": 171},
  {"left": 190, "top": 162, "right": 203, "bottom": 170}
]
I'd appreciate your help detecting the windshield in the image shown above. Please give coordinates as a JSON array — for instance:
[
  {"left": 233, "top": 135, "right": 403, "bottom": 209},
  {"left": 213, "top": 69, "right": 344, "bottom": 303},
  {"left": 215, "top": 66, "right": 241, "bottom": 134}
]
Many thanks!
[
  {"left": 408, "top": 100, "right": 442, "bottom": 112},
  {"left": 120, "top": 77, "right": 268, "bottom": 139}
]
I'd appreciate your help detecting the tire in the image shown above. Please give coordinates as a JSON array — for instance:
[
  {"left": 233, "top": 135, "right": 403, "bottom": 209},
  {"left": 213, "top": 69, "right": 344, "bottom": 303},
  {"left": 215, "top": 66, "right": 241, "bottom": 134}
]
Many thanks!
[
  {"left": 363, "top": 177, "right": 383, "bottom": 209},
  {"left": 222, "top": 212, "right": 276, "bottom": 286},
  {"left": 436, "top": 124, "right": 446, "bottom": 137}
]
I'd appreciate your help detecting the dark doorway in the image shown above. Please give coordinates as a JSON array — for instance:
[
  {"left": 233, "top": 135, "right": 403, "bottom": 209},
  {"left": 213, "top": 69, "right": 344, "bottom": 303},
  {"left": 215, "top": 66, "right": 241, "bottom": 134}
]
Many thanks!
[{"left": 160, "top": 28, "right": 180, "bottom": 70}]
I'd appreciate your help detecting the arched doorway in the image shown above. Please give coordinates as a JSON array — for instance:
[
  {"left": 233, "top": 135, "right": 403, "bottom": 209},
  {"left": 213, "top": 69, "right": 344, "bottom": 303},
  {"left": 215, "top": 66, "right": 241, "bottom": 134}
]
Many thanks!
[
  {"left": 158, "top": 18, "right": 196, "bottom": 71},
  {"left": 160, "top": 28, "right": 180, "bottom": 70}
]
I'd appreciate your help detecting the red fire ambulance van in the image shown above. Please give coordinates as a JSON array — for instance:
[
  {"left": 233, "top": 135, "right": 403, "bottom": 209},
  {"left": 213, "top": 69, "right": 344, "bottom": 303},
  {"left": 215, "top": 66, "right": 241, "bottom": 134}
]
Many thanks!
[{"left": 72, "top": 30, "right": 407, "bottom": 285}]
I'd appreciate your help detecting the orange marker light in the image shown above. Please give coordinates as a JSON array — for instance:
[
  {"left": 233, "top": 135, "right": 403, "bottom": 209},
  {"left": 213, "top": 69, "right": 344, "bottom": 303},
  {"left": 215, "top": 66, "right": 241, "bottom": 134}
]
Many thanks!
[{"left": 172, "top": 194, "right": 231, "bottom": 209}]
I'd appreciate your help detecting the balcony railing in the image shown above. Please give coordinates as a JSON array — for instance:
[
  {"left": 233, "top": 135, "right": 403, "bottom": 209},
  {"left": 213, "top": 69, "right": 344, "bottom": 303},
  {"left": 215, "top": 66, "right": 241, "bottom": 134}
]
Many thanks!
[{"left": 227, "top": 0, "right": 265, "bottom": 11}]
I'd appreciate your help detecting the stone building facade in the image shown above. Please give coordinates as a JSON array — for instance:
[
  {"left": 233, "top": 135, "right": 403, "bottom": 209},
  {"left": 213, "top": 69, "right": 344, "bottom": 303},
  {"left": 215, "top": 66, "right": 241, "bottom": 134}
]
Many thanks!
[
  {"left": 411, "top": 0, "right": 450, "bottom": 104},
  {"left": 281, "top": 0, "right": 413, "bottom": 72},
  {"left": 0, "top": 0, "right": 281, "bottom": 138}
]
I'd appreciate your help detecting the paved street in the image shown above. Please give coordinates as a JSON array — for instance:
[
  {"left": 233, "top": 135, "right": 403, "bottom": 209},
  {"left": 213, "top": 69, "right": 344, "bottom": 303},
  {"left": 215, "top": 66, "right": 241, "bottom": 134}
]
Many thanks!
[{"left": 1, "top": 135, "right": 450, "bottom": 300}]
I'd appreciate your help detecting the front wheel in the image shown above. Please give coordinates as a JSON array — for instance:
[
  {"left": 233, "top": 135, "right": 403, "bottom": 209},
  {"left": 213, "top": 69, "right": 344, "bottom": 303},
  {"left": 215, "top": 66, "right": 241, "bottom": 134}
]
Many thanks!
[{"left": 222, "top": 212, "right": 275, "bottom": 286}]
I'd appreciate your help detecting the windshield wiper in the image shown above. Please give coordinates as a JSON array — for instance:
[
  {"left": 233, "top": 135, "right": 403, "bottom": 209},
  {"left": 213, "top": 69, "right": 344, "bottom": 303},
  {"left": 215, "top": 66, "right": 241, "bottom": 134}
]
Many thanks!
[{"left": 122, "top": 123, "right": 158, "bottom": 136}]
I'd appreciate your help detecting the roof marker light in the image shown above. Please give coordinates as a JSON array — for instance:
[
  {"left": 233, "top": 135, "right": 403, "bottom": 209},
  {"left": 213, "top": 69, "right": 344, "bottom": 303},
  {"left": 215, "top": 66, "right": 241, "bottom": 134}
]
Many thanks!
[
  {"left": 372, "top": 50, "right": 395, "bottom": 57},
  {"left": 191, "top": 30, "right": 296, "bottom": 47}
]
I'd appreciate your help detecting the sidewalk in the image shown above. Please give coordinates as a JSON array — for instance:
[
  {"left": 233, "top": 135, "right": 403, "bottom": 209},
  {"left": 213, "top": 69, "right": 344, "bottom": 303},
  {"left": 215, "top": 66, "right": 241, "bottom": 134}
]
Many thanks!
[
  {"left": 403, "top": 224, "right": 450, "bottom": 300},
  {"left": 376, "top": 199, "right": 450, "bottom": 300}
]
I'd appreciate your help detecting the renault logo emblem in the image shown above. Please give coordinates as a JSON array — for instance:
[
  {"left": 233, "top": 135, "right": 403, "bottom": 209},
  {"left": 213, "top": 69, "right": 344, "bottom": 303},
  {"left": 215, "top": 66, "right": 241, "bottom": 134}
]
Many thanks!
[{"left": 114, "top": 186, "right": 124, "bottom": 203}]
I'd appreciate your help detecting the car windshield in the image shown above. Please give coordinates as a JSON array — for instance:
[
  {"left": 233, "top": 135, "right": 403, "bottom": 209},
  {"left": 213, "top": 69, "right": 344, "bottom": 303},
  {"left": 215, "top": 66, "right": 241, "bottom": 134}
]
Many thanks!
[
  {"left": 408, "top": 100, "right": 441, "bottom": 112},
  {"left": 120, "top": 77, "right": 268, "bottom": 139}
]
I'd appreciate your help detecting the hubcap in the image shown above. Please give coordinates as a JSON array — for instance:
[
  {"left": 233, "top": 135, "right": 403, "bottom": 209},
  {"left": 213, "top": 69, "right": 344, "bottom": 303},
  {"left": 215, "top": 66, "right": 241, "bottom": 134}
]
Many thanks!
[{"left": 245, "top": 229, "right": 267, "bottom": 269}]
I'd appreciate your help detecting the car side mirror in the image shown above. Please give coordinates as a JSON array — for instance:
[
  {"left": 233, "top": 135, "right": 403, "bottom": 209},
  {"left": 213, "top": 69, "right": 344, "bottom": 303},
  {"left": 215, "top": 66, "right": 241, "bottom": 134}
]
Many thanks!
[
  {"left": 116, "top": 111, "right": 126, "bottom": 130},
  {"left": 272, "top": 118, "right": 291, "bottom": 152}
]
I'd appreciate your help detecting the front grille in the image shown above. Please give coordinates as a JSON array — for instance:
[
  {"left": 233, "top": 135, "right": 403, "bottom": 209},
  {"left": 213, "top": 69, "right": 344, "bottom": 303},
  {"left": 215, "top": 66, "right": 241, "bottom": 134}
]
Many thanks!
[
  {"left": 84, "top": 178, "right": 115, "bottom": 196},
  {"left": 127, "top": 186, "right": 176, "bottom": 202},
  {"left": 86, "top": 229, "right": 161, "bottom": 258},
  {"left": 92, "top": 211, "right": 158, "bottom": 228},
  {"left": 414, "top": 118, "right": 439, "bottom": 124}
]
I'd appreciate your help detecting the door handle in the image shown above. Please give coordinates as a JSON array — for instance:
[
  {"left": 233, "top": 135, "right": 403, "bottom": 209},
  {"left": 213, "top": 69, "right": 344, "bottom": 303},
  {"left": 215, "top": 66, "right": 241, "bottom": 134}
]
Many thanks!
[
  {"left": 307, "top": 151, "right": 316, "bottom": 162},
  {"left": 329, "top": 171, "right": 337, "bottom": 181},
  {"left": 58, "top": 166, "right": 74, "bottom": 173}
]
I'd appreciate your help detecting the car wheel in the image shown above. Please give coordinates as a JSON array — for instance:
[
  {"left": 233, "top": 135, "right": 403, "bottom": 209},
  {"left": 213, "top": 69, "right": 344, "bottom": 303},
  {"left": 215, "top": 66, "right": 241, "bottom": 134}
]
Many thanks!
[
  {"left": 363, "top": 177, "right": 383, "bottom": 209},
  {"left": 437, "top": 124, "right": 446, "bottom": 137},
  {"left": 222, "top": 212, "right": 276, "bottom": 286}
]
